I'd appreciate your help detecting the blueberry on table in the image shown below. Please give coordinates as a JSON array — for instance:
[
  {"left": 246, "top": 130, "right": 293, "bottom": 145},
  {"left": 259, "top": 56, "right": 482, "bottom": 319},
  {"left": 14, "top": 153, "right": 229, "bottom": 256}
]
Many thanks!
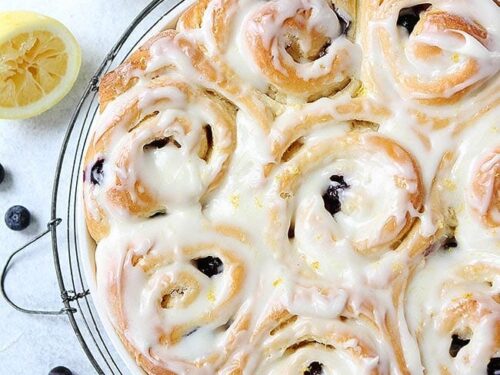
[
  {"left": 4, "top": 205, "right": 31, "bottom": 231},
  {"left": 48, "top": 366, "right": 73, "bottom": 375}
]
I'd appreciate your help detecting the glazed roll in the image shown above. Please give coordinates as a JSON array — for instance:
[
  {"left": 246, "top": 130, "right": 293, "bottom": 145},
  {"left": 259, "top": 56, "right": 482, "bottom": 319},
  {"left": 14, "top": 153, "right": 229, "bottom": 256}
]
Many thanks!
[
  {"left": 179, "top": 0, "right": 361, "bottom": 103},
  {"left": 363, "top": 0, "right": 500, "bottom": 105},
  {"left": 83, "top": 78, "right": 236, "bottom": 241},
  {"left": 266, "top": 130, "right": 425, "bottom": 285},
  {"left": 243, "top": 309, "right": 397, "bottom": 375},
  {"left": 406, "top": 250, "right": 499, "bottom": 375},
  {"left": 95, "top": 215, "right": 256, "bottom": 374}
]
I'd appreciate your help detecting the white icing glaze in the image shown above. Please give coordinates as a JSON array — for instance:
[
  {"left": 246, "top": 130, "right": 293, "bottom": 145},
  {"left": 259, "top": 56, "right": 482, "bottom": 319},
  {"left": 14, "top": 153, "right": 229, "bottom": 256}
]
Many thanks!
[
  {"left": 406, "top": 250, "right": 500, "bottom": 375},
  {"left": 82, "top": 0, "right": 500, "bottom": 374}
]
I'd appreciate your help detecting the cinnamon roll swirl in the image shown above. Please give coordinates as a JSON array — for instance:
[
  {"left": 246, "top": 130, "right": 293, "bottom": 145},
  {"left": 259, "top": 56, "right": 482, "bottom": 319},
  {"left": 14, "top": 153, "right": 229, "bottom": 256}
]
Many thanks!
[
  {"left": 267, "top": 130, "right": 424, "bottom": 270},
  {"left": 83, "top": 78, "right": 235, "bottom": 241},
  {"left": 96, "top": 216, "right": 255, "bottom": 374},
  {"left": 179, "top": 0, "right": 361, "bottom": 103},
  {"left": 246, "top": 311, "right": 395, "bottom": 375},
  {"left": 363, "top": 0, "right": 500, "bottom": 106},
  {"left": 243, "top": 0, "right": 359, "bottom": 102},
  {"left": 406, "top": 250, "right": 499, "bottom": 375}
]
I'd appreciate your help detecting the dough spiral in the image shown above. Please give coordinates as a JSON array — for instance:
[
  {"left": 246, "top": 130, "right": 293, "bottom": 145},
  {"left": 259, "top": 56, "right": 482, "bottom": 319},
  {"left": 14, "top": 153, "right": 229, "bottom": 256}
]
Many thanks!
[
  {"left": 83, "top": 78, "right": 235, "bottom": 241},
  {"left": 96, "top": 216, "right": 256, "bottom": 374},
  {"left": 269, "top": 131, "right": 423, "bottom": 256},
  {"left": 363, "top": 0, "right": 500, "bottom": 106},
  {"left": 179, "top": 0, "right": 360, "bottom": 104},
  {"left": 406, "top": 251, "right": 500, "bottom": 375},
  {"left": 247, "top": 311, "right": 395, "bottom": 374}
]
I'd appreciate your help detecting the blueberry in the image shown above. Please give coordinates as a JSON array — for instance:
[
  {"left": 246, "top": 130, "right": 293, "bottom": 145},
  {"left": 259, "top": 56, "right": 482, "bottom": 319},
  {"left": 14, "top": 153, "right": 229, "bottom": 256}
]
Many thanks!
[
  {"left": 397, "top": 13, "right": 420, "bottom": 34},
  {"left": 329, "top": 175, "right": 349, "bottom": 187},
  {"left": 449, "top": 334, "right": 470, "bottom": 358},
  {"left": 304, "top": 361, "right": 323, "bottom": 375},
  {"left": 48, "top": 366, "right": 72, "bottom": 375},
  {"left": 0, "top": 163, "right": 4, "bottom": 184},
  {"left": 5, "top": 205, "right": 31, "bottom": 231},
  {"left": 488, "top": 358, "right": 500, "bottom": 375},
  {"left": 192, "top": 256, "right": 223, "bottom": 277},
  {"left": 322, "top": 175, "right": 349, "bottom": 217},
  {"left": 443, "top": 236, "right": 458, "bottom": 250},
  {"left": 90, "top": 159, "right": 104, "bottom": 185}
]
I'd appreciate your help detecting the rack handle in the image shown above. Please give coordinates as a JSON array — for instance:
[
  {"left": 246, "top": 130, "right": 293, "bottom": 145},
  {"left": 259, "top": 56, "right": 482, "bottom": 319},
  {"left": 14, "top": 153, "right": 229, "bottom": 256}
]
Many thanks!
[{"left": 1, "top": 218, "right": 75, "bottom": 316}]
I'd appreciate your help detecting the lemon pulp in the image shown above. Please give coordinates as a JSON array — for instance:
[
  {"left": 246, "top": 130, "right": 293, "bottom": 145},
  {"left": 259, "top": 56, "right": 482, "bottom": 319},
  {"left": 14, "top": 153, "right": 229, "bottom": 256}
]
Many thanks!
[
  {"left": 0, "top": 11, "right": 81, "bottom": 119},
  {"left": 0, "top": 31, "right": 68, "bottom": 107}
]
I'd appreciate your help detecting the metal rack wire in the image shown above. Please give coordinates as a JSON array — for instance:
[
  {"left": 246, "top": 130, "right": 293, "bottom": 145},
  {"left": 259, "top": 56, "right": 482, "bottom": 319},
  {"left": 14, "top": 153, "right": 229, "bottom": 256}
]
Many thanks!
[{"left": 0, "top": 1, "right": 186, "bottom": 373}]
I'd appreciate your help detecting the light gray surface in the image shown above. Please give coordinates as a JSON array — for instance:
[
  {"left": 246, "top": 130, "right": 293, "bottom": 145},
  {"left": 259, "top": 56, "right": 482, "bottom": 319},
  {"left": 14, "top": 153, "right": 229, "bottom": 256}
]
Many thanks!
[{"left": 0, "top": 1, "right": 149, "bottom": 373}]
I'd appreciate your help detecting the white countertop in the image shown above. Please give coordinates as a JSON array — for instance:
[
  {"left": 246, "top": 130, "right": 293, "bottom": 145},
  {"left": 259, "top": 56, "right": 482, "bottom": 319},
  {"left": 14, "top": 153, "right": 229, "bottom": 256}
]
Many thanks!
[{"left": 0, "top": 1, "right": 150, "bottom": 373}]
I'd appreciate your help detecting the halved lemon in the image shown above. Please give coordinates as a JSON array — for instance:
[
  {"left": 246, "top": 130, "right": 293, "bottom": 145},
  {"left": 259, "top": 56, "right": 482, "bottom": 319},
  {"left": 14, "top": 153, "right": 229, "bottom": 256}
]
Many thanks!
[{"left": 0, "top": 11, "right": 81, "bottom": 119}]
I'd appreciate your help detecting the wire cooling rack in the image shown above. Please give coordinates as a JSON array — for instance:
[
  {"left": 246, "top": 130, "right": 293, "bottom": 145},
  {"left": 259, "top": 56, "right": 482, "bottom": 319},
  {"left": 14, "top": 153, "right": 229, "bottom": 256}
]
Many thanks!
[{"left": 0, "top": 1, "right": 188, "bottom": 373}]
